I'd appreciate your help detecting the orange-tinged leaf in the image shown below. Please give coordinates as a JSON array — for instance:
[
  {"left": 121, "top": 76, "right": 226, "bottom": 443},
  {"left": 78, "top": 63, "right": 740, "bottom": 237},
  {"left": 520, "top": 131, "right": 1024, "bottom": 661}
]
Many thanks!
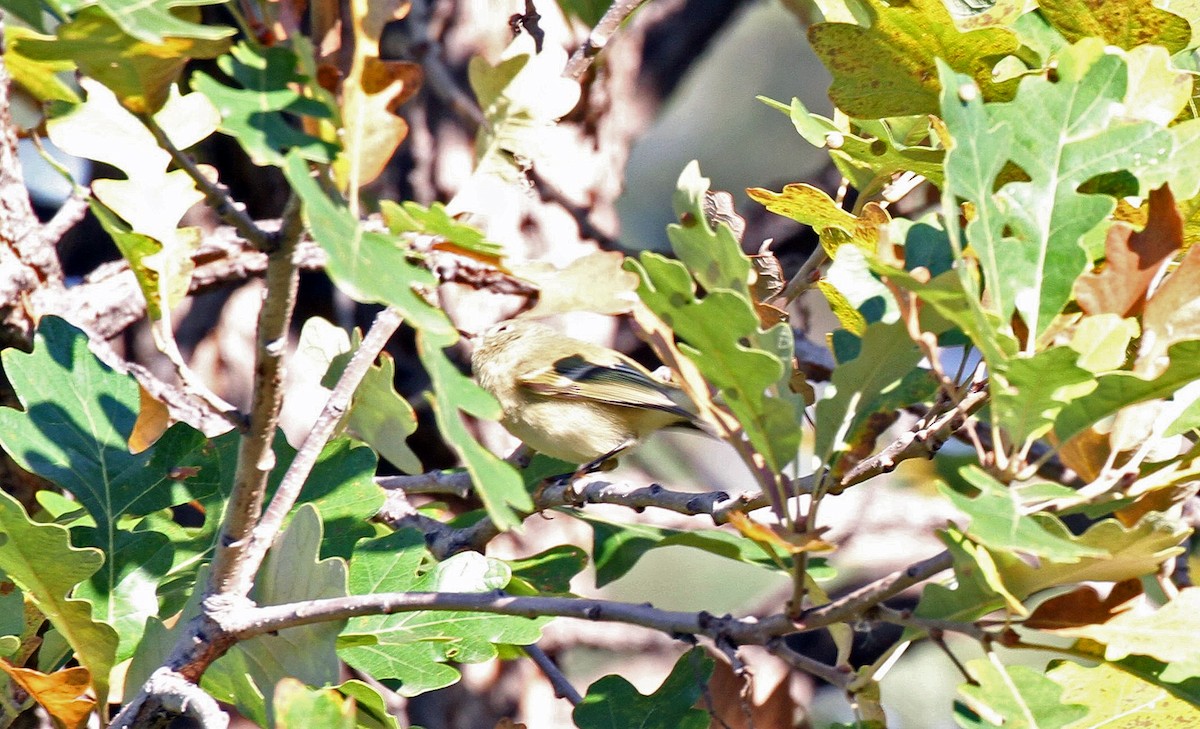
[
  {"left": 727, "top": 512, "right": 834, "bottom": 555},
  {"left": 1023, "top": 579, "right": 1142, "bottom": 630},
  {"left": 129, "top": 385, "right": 170, "bottom": 454},
  {"left": 0, "top": 662, "right": 95, "bottom": 729},
  {"left": 747, "top": 183, "right": 888, "bottom": 255},
  {"left": 337, "top": 59, "right": 422, "bottom": 190},
  {"left": 1054, "top": 426, "right": 1110, "bottom": 483},
  {"left": 1076, "top": 186, "right": 1182, "bottom": 318}
]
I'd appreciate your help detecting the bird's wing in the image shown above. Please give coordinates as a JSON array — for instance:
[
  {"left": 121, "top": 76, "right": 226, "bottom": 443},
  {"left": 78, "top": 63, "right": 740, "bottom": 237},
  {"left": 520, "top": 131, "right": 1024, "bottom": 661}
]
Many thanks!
[{"left": 518, "top": 354, "right": 695, "bottom": 419}]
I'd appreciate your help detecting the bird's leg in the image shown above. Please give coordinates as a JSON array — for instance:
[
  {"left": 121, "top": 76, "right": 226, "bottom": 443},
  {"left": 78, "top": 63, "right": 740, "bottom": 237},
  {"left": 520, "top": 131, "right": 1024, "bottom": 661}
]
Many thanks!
[{"left": 546, "top": 440, "right": 634, "bottom": 503}]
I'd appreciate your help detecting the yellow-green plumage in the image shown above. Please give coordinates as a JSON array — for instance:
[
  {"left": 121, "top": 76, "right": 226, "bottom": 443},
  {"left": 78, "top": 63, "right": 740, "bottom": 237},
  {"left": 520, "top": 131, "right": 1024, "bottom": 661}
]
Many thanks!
[{"left": 471, "top": 319, "right": 698, "bottom": 464}]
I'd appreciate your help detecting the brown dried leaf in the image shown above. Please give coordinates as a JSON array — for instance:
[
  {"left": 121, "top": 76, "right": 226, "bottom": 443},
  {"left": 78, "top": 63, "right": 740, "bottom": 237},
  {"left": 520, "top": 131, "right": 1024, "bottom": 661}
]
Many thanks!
[
  {"left": 129, "top": 384, "right": 169, "bottom": 454},
  {"left": 1076, "top": 185, "right": 1182, "bottom": 317},
  {"left": 727, "top": 512, "right": 834, "bottom": 555},
  {"left": 1023, "top": 579, "right": 1143, "bottom": 631},
  {"left": 338, "top": 59, "right": 422, "bottom": 189},
  {"left": 0, "top": 662, "right": 95, "bottom": 729},
  {"left": 1054, "top": 426, "right": 1111, "bottom": 483}
]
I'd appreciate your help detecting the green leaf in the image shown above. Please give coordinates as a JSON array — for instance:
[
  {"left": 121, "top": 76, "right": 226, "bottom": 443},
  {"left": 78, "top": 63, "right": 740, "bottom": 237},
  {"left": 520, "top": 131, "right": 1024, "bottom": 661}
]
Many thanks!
[
  {"left": 381, "top": 200, "right": 504, "bottom": 259},
  {"left": 938, "top": 46, "right": 1175, "bottom": 338},
  {"left": 669, "top": 161, "right": 752, "bottom": 295},
  {"left": 1049, "top": 588, "right": 1200, "bottom": 665},
  {"left": 573, "top": 647, "right": 714, "bottom": 729},
  {"left": 942, "top": 467, "right": 1107, "bottom": 562},
  {"left": 1054, "top": 340, "right": 1200, "bottom": 443},
  {"left": 813, "top": 321, "right": 925, "bottom": 467},
  {"left": 0, "top": 317, "right": 222, "bottom": 658},
  {"left": 333, "top": 680, "right": 404, "bottom": 729},
  {"left": 507, "top": 545, "right": 588, "bottom": 594},
  {"left": 576, "top": 513, "right": 825, "bottom": 588},
  {"left": 809, "top": 0, "right": 1019, "bottom": 118},
  {"left": 555, "top": 0, "right": 610, "bottom": 25},
  {"left": 1048, "top": 660, "right": 1200, "bottom": 728},
  {"left": 13, "top": 6, "right": 230, "bottom": 114},
  {"left": 58, "top": 0, "right": 235, "bottom": 43},
  {"left": 416, "top": 330, "right": 532, "bottom": 531},
  {"left": 762, "top": 98, "right": 948, "bottom": 193},
  {"left": 338, "top": 530, "right": 545, "bottom": 696},
  {"left": 917, "top": 515, "right": 1188, "bottom": 623},
  {"left": 1037, "top": 0, "right": 1192, "bottom": 54},
  {"left": 990, "top": 347, "right": 1096, "bottom": 444},
  {"left": 3, "top": 26, "right": 81, "bottom": 103},
  {"left": 0, "top": 490, "right": 118, "bottom": 707},
  {"left": 303, "top": 317, "right": 422, "bottom": 476},
  {"left": 283, "top": 152, "right": 454, "bottom": 336},
  {"left": 191, "top": 42, "right": 337, "bottom": 167},
  {"left": 654, "top": 164, "right": 808, "bottom": 475},
  {"left": 274, "top": 437, "right": 383, "bottom": 561},
  {"left": 954, "top": 659, "right": 1087, "bottom": 729},
  {"left": 204, "top": 505, "right": 348, "bottom": 727},
  {"left": 274, "top": 678, "right": 356, "bottom": 729}
]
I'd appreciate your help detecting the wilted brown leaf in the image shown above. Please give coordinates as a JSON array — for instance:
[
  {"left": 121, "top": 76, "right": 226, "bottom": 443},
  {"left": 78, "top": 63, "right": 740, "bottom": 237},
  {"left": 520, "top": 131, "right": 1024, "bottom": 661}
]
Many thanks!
[
  {"left": 1076, "top": 186, "right": 1182, "bottom": 318},
  {"left": 0, "top": 662, "right": 95, "bottom": 729},
  {"left": 129, "top": 384, "right": 170, "bottom": 454},
  {"left": 1023, "top": 579, "right": 1142, "bottom": 631}
]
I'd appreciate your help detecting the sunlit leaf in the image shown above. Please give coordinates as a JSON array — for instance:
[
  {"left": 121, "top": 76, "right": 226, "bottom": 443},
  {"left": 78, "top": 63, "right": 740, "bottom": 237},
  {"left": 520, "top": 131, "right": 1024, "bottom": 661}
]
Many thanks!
[
  {"left": 339, "top": 530, "right": 545, "bottom": 696},
  {"left": 954, "top": 659, "right": 1087, "bottom": 729},
  {"left": 204, "top": 506, "right": 348, "bottom": 727},
  {"left": 284, "top": 152, "right": 454, "bottom": 336},
  {"left": 192, "top": 42, "right": 337, "bottom": 166},
  {"left": 0, "top": 490, "right": 117, "bottom": 708},
  {"left": 14, "top": 6, "right": 229, "bottom": 113},
  {"left": 1048, "top": 660, "right": 1200, "bottom": 727},
  {"left": 809, "top": 0, "right": 1019, "bottom": 117},
  {"left": 1037, "top": 0, "right": 1191, "bottom": 53},
  {"left": 939, "top": 46, "right": 1174, "bottom": 338}
]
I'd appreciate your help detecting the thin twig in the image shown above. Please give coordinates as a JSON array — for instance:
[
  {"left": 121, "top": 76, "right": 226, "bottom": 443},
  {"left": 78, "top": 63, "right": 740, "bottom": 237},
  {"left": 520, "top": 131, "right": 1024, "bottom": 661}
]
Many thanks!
[
  {"left": 242, "top": 306, "right": 405, "bottom": 576},
  {"left": 564, "top": 0, "right": 650, "bottom": 82},
  {"left": 39, "top": 187, "right": 90, "bottom": 252},
  {"left": 797, "top": 550, "right": 954, "bottom": 629},
  {"left": 137, "top": 112, "right": 274, "bottom": 251},
  {"left": 833, "top": 384, "right": 988, "bottom": 493},
  {"left": 765, "top": 639, "right": 849, "bottom": 688},
  {"left": 525, "top": 644, "right": 583, "bottom": 705}
]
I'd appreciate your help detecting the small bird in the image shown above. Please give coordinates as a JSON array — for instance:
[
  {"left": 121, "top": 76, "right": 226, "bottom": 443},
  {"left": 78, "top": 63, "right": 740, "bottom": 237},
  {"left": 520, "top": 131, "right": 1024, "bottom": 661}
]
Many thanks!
[{"left": 471, "top": 318, "right": 701, "bottom": 468}]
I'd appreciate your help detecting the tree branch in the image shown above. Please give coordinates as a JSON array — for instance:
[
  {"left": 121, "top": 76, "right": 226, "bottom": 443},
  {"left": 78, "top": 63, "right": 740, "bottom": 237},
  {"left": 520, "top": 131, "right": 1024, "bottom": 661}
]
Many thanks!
[
  {"left": 137, "top": 112, "right": 273, "bottom": 251},
  {"left": 564, "top": 0, "right": 650, "bottom": 82},
  {"left": 243, "top": 306, "right": 404, "bottom": 575},
  {"left": 208, "top": 194, "right": 303, "bottom": 596},
  {"left": 524, "top": 644, "right": 583, "bottom": 705}
]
